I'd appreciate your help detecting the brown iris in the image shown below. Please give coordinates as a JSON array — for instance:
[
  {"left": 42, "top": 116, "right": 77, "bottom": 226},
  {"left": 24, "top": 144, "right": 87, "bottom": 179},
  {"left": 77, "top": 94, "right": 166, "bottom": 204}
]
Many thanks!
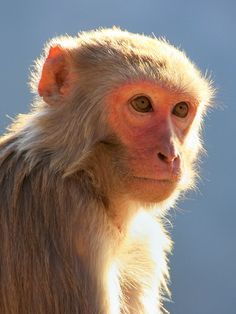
[
  {"left": 172, "top": 102, "right": 189, "bottom": 118},
  {"left": 130, "top": 96, "right": 153, "bottom": 113}
]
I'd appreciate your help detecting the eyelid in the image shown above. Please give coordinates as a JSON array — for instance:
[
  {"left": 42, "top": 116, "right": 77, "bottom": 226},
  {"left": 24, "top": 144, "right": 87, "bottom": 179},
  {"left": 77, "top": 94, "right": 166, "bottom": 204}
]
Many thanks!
[{"left": 129, "top": 94, "right": 153, "bottom": 104}]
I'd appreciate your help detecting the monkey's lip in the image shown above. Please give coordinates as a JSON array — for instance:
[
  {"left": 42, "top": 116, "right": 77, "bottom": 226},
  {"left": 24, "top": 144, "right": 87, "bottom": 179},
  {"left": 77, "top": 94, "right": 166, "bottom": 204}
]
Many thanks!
[{"left": 132, "top": 176, "right": 178, "bottom": 184}]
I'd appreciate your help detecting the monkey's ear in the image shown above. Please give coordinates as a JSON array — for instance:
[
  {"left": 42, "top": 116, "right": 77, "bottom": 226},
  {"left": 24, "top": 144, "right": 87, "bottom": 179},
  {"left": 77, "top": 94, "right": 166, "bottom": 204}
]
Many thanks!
[{"left": 38, "top": 46, "right": 71, "bottom": 105}]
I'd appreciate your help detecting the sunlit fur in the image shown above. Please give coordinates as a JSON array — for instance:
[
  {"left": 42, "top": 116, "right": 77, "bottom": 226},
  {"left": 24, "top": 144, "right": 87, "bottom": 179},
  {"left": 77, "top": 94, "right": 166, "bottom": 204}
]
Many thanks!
[{"left": 0, "top": 28, "right": 214, "bottom": 313}]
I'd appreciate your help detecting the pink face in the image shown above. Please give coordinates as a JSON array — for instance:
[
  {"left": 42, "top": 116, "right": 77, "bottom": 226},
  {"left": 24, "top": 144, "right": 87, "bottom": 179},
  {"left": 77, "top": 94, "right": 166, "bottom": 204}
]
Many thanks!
[{"left": 106, "top": 81, "right": 198, "bottom": 203}]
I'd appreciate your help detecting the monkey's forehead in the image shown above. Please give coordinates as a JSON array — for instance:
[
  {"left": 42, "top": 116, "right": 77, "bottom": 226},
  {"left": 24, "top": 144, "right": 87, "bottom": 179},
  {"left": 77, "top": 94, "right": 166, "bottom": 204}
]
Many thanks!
[{"left": 43, "top": 28, "right": 214, "bottom": 105}]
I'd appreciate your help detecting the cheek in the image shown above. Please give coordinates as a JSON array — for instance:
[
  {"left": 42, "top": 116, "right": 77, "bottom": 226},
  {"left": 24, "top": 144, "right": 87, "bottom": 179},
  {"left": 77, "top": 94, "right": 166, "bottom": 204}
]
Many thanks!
[
  {"left": 121, "top": 134, "right": 159, "bottom": 177},
  {"left": 174, "top": 142, "right": 198, "bottom": 190},
  {"left": 107, "top": 93, "right": 155, "bottom": 149},
  {"left": 109, "top": 116, "right": 157, "bottom": 155}
]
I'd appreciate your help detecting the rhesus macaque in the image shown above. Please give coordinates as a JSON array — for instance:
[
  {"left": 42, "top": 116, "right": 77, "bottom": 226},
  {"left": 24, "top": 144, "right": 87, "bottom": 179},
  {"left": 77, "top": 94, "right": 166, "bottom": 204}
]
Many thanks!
[{"left": 0, "top": 28, "right": 213, "bottom": 314}]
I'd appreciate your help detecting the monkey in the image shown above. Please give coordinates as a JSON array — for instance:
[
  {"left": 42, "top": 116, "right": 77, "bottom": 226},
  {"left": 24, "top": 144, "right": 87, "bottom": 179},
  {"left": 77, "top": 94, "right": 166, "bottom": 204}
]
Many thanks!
[{"left": 0, "top": 28, "right": 214, "bottom": 314}]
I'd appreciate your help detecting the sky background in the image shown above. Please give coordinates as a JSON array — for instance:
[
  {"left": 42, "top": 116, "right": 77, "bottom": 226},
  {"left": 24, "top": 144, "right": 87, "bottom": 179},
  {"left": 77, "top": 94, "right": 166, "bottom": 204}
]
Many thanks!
[{"left": 0, "top": 1, "right": 235, "bottom": 313}]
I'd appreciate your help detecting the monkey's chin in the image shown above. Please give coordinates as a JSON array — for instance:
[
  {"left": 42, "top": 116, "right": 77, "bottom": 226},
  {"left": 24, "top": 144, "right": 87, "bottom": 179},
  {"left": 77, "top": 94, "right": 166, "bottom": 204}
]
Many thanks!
[{"left": 128, "top": 176, "right": 179, "bottom": 203}]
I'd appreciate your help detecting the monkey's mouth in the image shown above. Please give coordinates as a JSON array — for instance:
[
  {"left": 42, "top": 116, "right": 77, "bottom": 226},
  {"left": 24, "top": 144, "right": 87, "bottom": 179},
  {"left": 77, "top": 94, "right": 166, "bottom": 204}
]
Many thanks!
[
  {"left": 132, "top": 172, "right": 181, "bottom": 183},
  {"left": 132, "top": 176, "right": 179, "bottom": 185}
]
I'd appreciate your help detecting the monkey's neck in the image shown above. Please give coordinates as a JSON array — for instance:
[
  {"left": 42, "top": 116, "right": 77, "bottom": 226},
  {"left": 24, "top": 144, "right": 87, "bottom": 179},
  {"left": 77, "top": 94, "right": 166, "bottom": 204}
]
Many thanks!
[{"left": 106, "top": 195, "right": 139, "bottom": 232}]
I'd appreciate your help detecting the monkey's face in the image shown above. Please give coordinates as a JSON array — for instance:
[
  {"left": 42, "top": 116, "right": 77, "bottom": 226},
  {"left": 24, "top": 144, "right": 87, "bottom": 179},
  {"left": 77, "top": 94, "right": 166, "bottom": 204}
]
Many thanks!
[{"left": 106, "top": 81, "right": 198, "bottom": 203}]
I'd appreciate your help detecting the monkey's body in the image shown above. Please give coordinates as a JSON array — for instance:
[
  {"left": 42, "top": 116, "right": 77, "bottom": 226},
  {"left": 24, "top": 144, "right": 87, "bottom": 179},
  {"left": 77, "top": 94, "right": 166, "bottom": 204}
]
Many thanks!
[
  {"left": 0, "top": 28, "right": 213, "bottom": 313},
  {"left": 0, "top": 125, "right": 170, "bottom": 314}
]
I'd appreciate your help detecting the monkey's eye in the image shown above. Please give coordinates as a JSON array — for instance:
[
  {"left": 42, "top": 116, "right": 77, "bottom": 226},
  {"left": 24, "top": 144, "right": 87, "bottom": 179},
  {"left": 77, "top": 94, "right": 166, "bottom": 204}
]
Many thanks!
[
  {"left": 172, "top": 102, "right": 189, "bottom": 118},
  {"left": 130, "top": 96, "right": 153, "bottom": 113}
]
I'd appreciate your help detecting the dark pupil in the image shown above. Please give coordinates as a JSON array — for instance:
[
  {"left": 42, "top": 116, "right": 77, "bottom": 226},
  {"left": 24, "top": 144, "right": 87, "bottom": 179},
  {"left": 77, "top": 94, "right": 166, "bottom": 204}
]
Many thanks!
[
  {"left": 140, "top": 99, "right": 147, "bottom": 107},
  {"left": 174, "top": 102, "right": 188, "bottom": 117},
  {"left": 131, "top": 96, "right": 152, "bottom": 112}
]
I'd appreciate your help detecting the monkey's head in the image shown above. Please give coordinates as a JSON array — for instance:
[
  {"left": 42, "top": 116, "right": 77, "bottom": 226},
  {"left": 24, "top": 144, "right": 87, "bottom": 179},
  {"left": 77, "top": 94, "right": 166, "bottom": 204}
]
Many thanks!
[{"left": 30, "top": 28, "right": 213, "bottom": 206}]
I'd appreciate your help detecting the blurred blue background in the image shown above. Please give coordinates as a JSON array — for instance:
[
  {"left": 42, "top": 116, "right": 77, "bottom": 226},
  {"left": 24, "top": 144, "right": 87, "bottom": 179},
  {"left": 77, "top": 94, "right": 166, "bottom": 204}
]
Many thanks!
[{"left": 0, "top": 1, "right": 235, "bottom": 313}]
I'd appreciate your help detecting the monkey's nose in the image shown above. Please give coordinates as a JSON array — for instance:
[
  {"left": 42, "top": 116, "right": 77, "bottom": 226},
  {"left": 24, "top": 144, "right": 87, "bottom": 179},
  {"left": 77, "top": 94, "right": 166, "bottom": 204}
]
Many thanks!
[{"left": 157, "top": 152, "right": 178, "bottom": 164}]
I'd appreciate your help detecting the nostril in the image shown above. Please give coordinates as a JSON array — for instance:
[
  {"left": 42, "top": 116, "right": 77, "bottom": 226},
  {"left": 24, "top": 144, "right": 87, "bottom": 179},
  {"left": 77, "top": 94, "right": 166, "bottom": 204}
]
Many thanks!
[
  {"left": 158, "top": 152, "right": 179, "bottom": 163},
  {"left": 158, "top": 152, "right": 167, "bottom": 162}
]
